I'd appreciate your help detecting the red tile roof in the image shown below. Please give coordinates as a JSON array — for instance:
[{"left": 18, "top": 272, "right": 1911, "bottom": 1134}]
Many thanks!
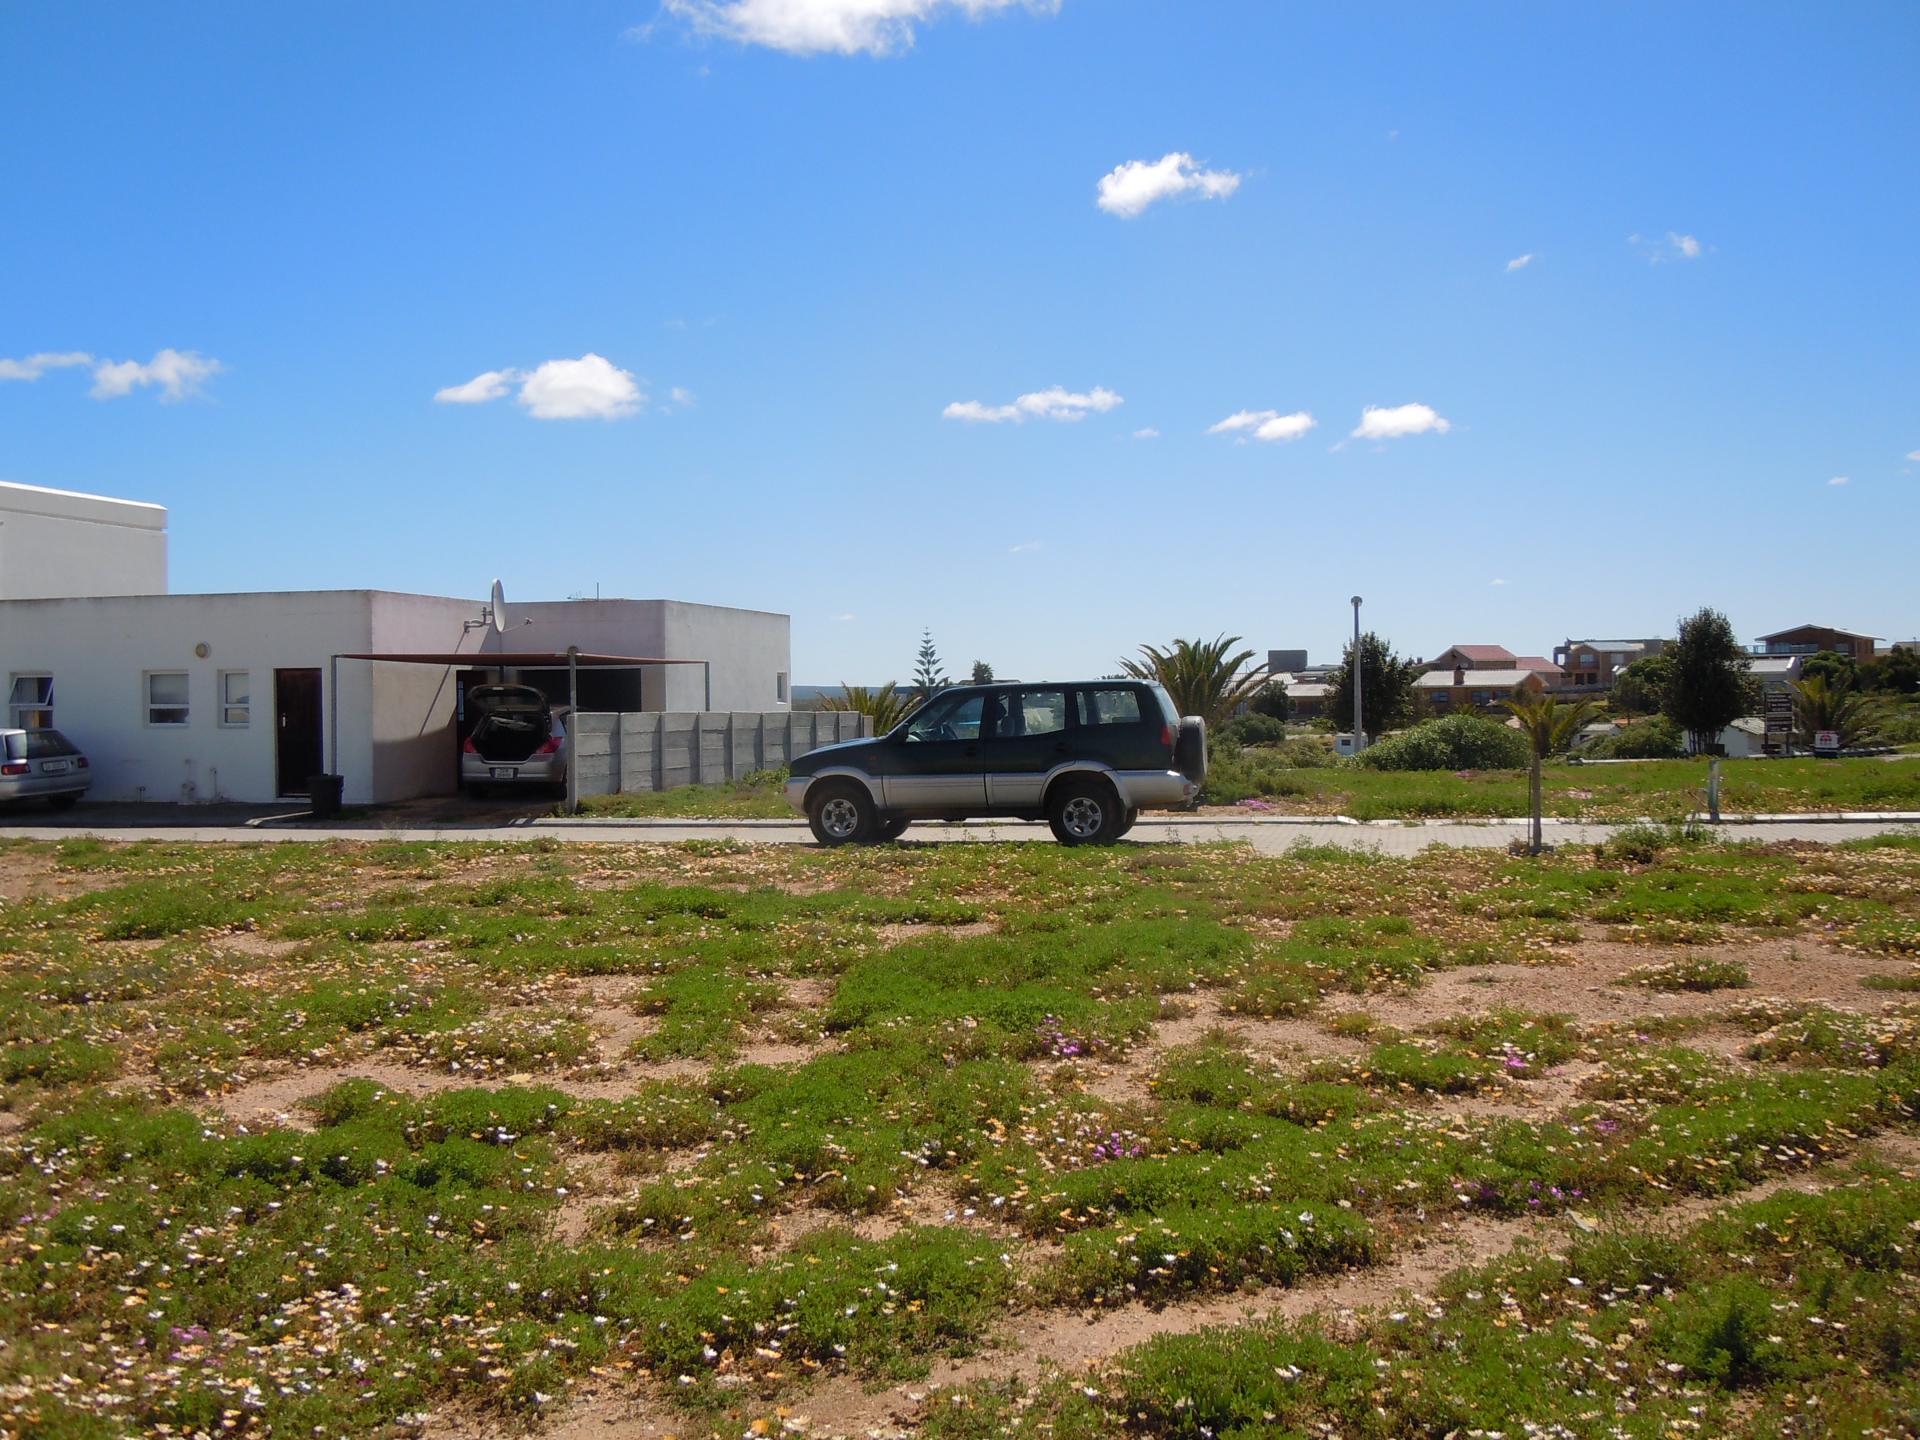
[{"left": 1449, "top": 644, "right": 1517, "bottom": 662}]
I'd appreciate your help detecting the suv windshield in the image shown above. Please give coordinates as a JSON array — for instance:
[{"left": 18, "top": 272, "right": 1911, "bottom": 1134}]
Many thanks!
[{"left": 904, "top": 692, "right": 985, "bottom": 742}]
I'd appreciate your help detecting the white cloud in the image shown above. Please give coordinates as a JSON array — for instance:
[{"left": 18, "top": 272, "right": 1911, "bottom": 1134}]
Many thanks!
[
  {"left": 669, "top": 386, "right": 696, "bottom": 408},
  {"left": 1351, "top": 403, "right": 1450, "bottom": 440},
  {"left": 1208, "top": 409, "right": 1316, "bottom": 443},
  {"left": 661, "top": 0, "right": 1056, "bottom": 56},
  {"left": 943, "top": 385, "right": 1122, "bottom": 423},
  {"left": 517, "top": 354, "right": 642, "bottom": 420},
  {"left": 1132, "top": 427, "right": 1160, "bottom": 440},
  {"left": 89, "top": 349, "right": 223, "bottom": 401},
  {"left": 1505, "top": 253, "right": 1537, "bottom": 272},
  {"left": 1489, "top": 578, "right": 1508, "bottom": 587},
  {"left": 1631, "top": 231, "right": 1706, "bottom": 264},
  {"left": 0, "top": 351, "right": 93, "bottom": 382},
  {"left": 1828, "top": 475, "right": 1850, "bottom": 487},
  {"left": 1906, "top": 450, "right": 1919, "bottom": 463},
  {"left": 836, "top": 613, "right": 856, "bottom": 622},
  {"left": 1096, "top": 152, "right": 1241, "bottom": 219},
  {"left": 435, "top": 369, "right": 522, "bottom": 405},
  {"left": 1008, "top": 540, "right": 1043, "bottom": 554},
  {"left": 440, "top": 354, "right": 645, "bottom": 420}
]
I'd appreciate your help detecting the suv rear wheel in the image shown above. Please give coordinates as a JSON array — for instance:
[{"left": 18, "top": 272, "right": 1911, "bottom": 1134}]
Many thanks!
[
  {"left": 808, "top": 781, "right": 875, "bottom": 846},
  {"left": 1048, "top": 777, "right": 1122, "bottom": 846},
  {"left": 874, "top": 817, "right": 911, "bottom": 841}
]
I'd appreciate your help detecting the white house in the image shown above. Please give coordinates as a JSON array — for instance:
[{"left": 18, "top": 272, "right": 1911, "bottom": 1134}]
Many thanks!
[
  {"left": 0, "top": 480, "right": 166, "bottom": 599},
  {"left": 0, "top": 481, "right": 792, "bottom": 805},
  {"left": 0, "top": 589, "right": 791, "bottom": 805}
]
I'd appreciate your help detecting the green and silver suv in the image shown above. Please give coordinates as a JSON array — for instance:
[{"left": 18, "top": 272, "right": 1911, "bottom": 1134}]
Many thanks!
[{"left": 785, "top": 680, "right": 1206, "bottom": 846}]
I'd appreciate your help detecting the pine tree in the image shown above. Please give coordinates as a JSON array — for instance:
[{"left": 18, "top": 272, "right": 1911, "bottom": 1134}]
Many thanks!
[{"left": 913, "top": 629, "right": 949, "bottom": 696}]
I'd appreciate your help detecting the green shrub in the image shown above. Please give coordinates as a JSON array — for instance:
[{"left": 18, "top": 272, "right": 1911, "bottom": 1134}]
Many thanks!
[
  {"left": 1358, "top": 713, "right": 1531, "bottom": 772},
  {"left": 1222, "top": 712, "right": 1289, "bottom": 746},
  {"left": 1584, "top": 716, "right": 1688, "bottom": 759}
]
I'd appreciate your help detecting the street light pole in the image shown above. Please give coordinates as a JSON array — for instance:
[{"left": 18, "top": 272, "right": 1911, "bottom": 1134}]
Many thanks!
[{"left": 1350, "top": 596, "right": 1365, "bottom": 753}]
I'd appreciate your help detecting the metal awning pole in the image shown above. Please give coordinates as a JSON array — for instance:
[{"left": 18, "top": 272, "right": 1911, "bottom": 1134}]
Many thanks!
[
  {"left": 328, "top": 655, "right": 339, "bottom": 773},
  {"left": 703, "top": 660, "right": 712, "bottom": 712},
  {"left": 566, "top": 645, "right": 579, "bottom": 816}
]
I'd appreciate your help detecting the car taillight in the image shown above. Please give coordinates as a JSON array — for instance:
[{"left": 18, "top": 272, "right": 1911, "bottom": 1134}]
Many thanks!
[
  {"left": 536, "top": 736, "right": 562, "bottom": 755},
  {"left": 74, "top": 756, "right": 88, "bottom": 769},
  {"left": 461, "top": 736, "right": 477, "bottom": 753},
  {"left": 1161, "top": 723, "right": 1173, "bottom": 748},
  {"left": 1, "top": 763, "right": 27, "bottom": 776}
]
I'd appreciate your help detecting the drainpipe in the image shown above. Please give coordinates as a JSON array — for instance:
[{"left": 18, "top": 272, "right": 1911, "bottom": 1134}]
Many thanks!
[
  {"left": 566, "top": 645, "right": 579, "bottom": 816},
  {"left": 327, "top": 655, "right": 339, "bottom": 774}
]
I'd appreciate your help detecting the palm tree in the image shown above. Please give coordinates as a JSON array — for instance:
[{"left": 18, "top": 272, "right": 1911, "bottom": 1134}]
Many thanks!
[
  {"left": 1789, "top": 675, "right": 1881, "bottom": 751},
  {"left": 1501, "top": 690, "right": 1599, "bottom": 855},
  {"left": 823, "top": 682, "right": 915, "bottom": 733},
  {"left": 1119, "top": 635, "right": 1264, "bottom": 732}
]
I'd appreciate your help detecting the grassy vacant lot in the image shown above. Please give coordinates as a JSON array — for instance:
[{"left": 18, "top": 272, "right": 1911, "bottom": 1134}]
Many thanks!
[
  {"left": 4, "top": 829, "right": 1920, "bottom": 1439},
  {"left": 579, "top": 753, "right": 1920, "bottom": 821}
]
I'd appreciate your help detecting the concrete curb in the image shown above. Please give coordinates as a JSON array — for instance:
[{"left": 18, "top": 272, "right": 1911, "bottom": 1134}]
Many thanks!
[{"left": 520, "top": 811, "right": 1920, "bottom": 831}]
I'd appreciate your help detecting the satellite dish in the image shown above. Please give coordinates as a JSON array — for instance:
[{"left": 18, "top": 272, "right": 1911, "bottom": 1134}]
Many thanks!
[{"left": 489, "top": 578, "right": 508, "bottom": 634}]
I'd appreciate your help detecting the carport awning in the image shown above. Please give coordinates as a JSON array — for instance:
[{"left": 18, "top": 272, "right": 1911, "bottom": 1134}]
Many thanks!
[{"left": 333, "top": 652, "right": 705, "bottom": 667}]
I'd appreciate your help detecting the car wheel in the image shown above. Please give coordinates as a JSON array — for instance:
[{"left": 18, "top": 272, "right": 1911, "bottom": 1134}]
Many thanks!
[
  {"left": 808, "top": 781, "right": 875, "bottom": 846},
  {"left": 1117, "top": 806, "right": 1139, "bottom": 837},
  {"left": 46, "top": 794, "right": 79, "bottom": 812},
  {"left": 874, "top": 817, "right": 911, "bottom": 841},
  {"left": 1048, "top": 777, "right": 1122, "bottom": 846}
]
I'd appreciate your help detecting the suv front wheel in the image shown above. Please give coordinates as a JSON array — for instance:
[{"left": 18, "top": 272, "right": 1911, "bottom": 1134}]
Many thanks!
[
  {"left": 1048, "top": 777, "right": 1123, "bottom": 846},
  {"left": 808, "top": 781, "right": 875, "bottom": 846}
]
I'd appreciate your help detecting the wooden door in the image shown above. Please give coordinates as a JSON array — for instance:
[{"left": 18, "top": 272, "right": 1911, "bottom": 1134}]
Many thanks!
[{"left": 275, "top": 668, "right": 324, "bottom": 797}]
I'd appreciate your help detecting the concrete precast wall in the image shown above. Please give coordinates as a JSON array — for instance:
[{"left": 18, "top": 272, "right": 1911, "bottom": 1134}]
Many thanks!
[{"left": 571, "top": 711, "right": 869, "bottom": 796}]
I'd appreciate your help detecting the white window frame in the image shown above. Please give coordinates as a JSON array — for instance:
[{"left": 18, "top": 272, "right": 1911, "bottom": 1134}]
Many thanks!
[
  {"left": 144, "top": 670, "right": 190, "bottom": 727},
  {"left": 218, "top": 670, "right": 252, "bottom": 728},
  {"left": 8, "top": 673, "right": 53, "bottom": 730}
]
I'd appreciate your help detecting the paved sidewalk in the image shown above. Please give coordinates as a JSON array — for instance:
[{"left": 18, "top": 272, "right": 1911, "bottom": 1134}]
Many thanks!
[{"left": 0, "top": 815, "right": 1912, "bottom": 855}]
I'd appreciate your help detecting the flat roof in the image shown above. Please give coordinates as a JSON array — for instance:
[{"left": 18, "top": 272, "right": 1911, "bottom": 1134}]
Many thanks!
[
  {"left": 0, "top": 478, "right": 167, "bottom": 527},
  {"left": 335, "top": 651, "right": 705, "bottom": 667}
]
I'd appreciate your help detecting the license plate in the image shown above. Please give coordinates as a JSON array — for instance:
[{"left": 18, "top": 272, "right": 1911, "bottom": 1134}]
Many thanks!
[
  {"left": 490, "top": 767, "right": 517, "bottom": 781},
  {"left": 40, "top": 760, "right": 68, "bottom": 775}
]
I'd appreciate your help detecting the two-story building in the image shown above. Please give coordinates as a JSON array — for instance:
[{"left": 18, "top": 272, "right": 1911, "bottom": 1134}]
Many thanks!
[
  {"left": 1754, "top": 624, "right": 1881, "bottom": 661},
  {"left": 1551, "top": 638, "right": 1667, "bottom": 694},
  {"left": 1416, "top": 665, "right": 1547, "bottom": 714}
]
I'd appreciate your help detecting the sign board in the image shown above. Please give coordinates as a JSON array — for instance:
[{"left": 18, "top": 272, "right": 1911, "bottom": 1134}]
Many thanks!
[{"left": 1814, "top": 730, "right": 1841, "bottom": 757}]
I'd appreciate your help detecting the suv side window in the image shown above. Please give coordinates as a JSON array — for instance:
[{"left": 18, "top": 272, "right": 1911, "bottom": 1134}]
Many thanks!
[
  {"left": 1081, "top": 687, "right": 1145, "bottom": 726},
  {"left": 905, "top": 692, "right": 985, "bottom": 742},
  {"left": 1013, "top": 688, "right": 1069, "bottom": 737}
]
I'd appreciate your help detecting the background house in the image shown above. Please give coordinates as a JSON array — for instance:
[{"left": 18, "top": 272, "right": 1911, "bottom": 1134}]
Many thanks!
[
  {"left": 1416, "top": 665, "right": 1546, "bottom": 714},
  {"left": 1426, "top": 644, "right": 1516, "bottom": 672},
  {"left": 1755, "top": 624, "right": 1881, "bottom": 660},
  {"left": 1551, "top": 638, "right": 1667, "bottom": 694}
]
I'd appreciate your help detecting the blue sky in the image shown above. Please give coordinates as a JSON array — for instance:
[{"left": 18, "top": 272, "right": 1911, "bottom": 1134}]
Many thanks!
[{"left": 3, "top": 2, "right": 1916, "bottom": 682}]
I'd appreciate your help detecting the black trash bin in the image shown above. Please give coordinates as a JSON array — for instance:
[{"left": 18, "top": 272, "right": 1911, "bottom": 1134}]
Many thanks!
[{"left": 308, "top": 773, "right": 344, "bottom": 819}]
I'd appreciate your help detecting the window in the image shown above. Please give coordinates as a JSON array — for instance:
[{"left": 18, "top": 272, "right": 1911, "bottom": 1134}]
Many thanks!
[
  {"left": 775, "top": 672, "right": 789, "bottom": 703},
  {"left": 1430, "top": 690, "right": 1450, "bottom": 707},
  {"left": 146, "top": 671, "right": 189, "bottom": 726},
  {"left": 905, "top": 692, "right": 984, "bottom": 742},
  {"left": 1472, "top": 690, "right": 1491, "bottom": 705},
  {"left": 1082, "top": 687, "right": 1145, "bottom": 726},
  {"left": 219, "top": 671, "right": 251, "bottom": 727},
  {"left": 8, "top": 674, "right": 53, "bottom": 730},
  {"left": 993, "top": 688, "right": 1068, "bottom": 738}
]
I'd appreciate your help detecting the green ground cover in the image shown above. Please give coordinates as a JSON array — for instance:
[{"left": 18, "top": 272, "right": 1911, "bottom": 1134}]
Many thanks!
[
  {"left": 572, "top": 754, "right": 1920, "bottom": 821},
  {"left": 1, "top": 830, "right": 1918, "bottom": 1437}
]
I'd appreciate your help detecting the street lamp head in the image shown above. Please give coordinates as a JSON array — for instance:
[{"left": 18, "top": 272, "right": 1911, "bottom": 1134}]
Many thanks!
[{"left": 1350, "top": 595, "right": 1363, "bottom": 608}]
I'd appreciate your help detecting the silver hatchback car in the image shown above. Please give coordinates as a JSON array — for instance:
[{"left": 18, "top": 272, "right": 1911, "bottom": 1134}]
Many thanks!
[
  {"left": 0, "top": 728, "right": 92, "bottom": 809},
  {"left": 460, "top": 685, "right": 569, "bottom": 795}
]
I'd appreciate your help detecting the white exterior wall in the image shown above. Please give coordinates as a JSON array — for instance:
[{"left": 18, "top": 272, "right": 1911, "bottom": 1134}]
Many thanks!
[
  {"left": 0, "top": 482, "right": 167, "bottom": 599},
  {"left": 502, "top": 599, "right": 789, "bottom": 713},
  {"left": 0, "top": 589, "right": 792, "bottom": 805},
  {"left": 0, "top": 592, "right": 376, "bottom": 803}
]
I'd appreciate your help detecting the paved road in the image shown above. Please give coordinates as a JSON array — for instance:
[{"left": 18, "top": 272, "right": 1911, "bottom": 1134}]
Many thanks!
[{"left": 0, "top": 816, "right": 1912, "bottom": 855}]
